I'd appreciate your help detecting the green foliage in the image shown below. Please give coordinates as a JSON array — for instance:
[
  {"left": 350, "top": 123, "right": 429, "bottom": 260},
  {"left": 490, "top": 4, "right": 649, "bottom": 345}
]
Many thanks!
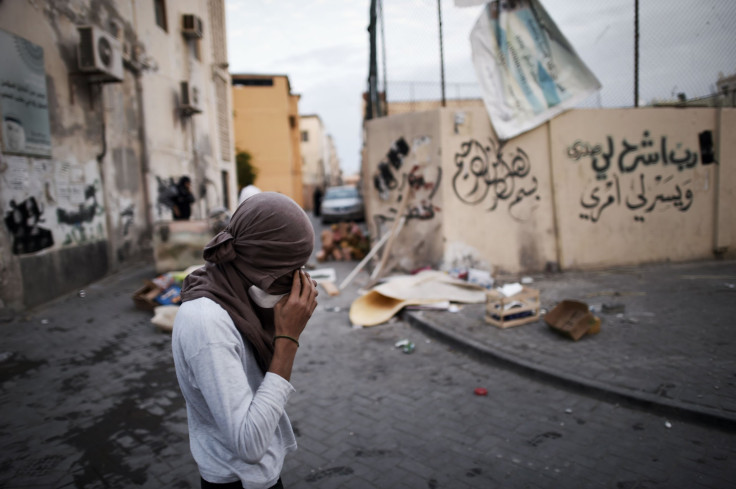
[{"left": 236, "top": 150, "right": 258, "bottom": 188}]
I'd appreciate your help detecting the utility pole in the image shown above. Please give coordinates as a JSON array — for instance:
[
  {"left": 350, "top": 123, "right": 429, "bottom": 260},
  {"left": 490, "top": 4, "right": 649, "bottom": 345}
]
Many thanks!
[
  {"left": 437, "top": 0, "right": 446, "bottom": 107},
  {"left": 379, "top": 0, "right": 388, "bottom": 112},
  {"left": 367, "top": 0, "right": 381, "bottom": 119},
  {"left": 634, "top": 0, "right": 639, "bottom": 107}
]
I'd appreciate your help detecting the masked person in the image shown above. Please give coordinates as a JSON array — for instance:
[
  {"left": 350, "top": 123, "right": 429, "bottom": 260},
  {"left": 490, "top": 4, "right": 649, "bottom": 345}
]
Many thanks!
[
  {"left": 173, "top": 176, "right": 196, "bottom": 220},
  {"left": 172, "top": 192, "right": 319, "bottom": 489}
]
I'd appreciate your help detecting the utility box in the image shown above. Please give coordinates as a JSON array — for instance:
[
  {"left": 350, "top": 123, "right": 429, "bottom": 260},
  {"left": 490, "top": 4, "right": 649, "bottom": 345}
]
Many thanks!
[{"left": 153, "top": 220, "right": 210, "bottom": 273}]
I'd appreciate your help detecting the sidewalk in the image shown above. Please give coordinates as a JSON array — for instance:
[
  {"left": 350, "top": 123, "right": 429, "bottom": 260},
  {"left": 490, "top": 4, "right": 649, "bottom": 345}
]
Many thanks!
[{"left": 404, "top": 259, "right": 736, "bottom": 429}]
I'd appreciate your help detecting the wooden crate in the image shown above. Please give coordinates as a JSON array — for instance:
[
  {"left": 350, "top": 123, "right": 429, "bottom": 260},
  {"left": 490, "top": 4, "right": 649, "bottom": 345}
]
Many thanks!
[{"left": 484, "top": 286, "right": 540, "bottom": 328}]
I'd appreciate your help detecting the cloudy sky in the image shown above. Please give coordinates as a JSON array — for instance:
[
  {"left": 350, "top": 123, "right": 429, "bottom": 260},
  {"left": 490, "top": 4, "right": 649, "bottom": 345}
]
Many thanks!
[{"left": 225, "top": 0, "right": 736, "bottom": 175}]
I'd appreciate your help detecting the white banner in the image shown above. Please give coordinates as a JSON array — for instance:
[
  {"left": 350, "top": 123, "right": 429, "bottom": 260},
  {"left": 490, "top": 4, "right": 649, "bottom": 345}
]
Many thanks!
[{"left": 470, "top": 0, "right": 601, "bottom": 140}]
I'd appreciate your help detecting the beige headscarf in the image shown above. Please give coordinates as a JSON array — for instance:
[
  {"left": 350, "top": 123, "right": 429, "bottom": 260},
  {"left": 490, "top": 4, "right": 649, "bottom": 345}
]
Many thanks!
[{"left": 181, "top": 192, "right": 314, "bottom": 373}]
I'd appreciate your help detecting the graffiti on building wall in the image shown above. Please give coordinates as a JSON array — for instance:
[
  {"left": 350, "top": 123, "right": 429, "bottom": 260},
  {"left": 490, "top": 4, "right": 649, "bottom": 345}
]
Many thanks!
[
  {"left": 1, "top": 157, "right": 106, "bottom": 252},
  {"left": 451, "top": 138, "right": 540, "bottom": 221},
  {"left": 567, "top": 132, "right": 701, "bottom": 180},
  {"left": 568, "top": 131, "right": 704, "bottom": 223},
  {"left": 372, "top": 136, "right": 442, "bottom": 226},
  {"left": 4, "top": 196, "right": 54, "bottom": 254},
  {"left": 156, "top": 175, "right": 179, "bottom": 217},
  {"left": 57, "top": 180, "right": 105, "bottom": 245},
  {"left": 120, "top": 204, "right": 135, "bottom": 237}
]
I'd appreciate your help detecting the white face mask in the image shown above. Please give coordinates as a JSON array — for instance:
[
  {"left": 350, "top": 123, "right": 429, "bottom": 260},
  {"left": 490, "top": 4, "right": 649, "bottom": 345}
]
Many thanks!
[{"left": 248, "top": 285, "right": 287, "bottom": 309}]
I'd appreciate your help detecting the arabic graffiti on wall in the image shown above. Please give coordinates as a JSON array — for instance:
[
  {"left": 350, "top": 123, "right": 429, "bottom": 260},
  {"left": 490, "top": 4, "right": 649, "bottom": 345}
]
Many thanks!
[
  {"left": 451, "top": 138, "right": 540, "bottom": 221},
  {"left": 567, "top": 131, "right": 701, "bottom": 180},
  {"left": 372, "top": 136, "right": 442, "bottom": 225},
  {"left": 568, "top": 131, "right": 702, "bottom": 223}
]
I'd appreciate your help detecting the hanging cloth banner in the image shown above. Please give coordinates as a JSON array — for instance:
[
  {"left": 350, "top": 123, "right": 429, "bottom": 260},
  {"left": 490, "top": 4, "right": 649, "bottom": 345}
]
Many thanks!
[{"left": 470, "top": 0, "right": 601, "bottom": 140}]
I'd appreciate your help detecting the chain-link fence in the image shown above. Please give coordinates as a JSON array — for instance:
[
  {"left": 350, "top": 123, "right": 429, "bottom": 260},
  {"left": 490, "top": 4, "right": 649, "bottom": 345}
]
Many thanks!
[{"left": 377, "top": 0, "right": 736, "bottom": 108}]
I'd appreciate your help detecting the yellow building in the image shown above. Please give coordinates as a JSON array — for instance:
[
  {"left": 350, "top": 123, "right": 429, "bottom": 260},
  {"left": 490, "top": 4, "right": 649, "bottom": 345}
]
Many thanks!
[{"left": 232, "top": 74, "right": 304, "bottom": 206}]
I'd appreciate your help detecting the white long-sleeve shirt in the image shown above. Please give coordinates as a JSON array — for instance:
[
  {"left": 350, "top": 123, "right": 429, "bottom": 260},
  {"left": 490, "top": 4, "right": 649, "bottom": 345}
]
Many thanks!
[{"left": 172, "top": 297, "right": 297, "bottom": 488}]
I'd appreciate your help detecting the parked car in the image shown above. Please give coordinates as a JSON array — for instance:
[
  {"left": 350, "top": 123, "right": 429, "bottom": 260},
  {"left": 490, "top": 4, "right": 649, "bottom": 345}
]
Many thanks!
[{"left": 320, "top": 185, "right": 365, "bottom": 224}]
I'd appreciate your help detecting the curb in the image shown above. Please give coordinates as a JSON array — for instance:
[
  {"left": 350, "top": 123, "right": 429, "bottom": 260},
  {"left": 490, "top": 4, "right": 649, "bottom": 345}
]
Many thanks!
[{"left": 404, "top": 310, "right": 736, "bottom": 432}]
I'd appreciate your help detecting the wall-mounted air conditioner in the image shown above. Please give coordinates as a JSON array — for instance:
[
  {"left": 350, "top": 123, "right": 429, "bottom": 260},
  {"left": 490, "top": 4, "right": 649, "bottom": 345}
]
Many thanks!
[
  {"left": 77, "top": 26, "right": 124, "bottom": 83},
  {"left": 182, "top": 14, "right": 204, "bottom": 39},
  {"left": 180, "top": 81, "right": 202, "bottom": 115}
]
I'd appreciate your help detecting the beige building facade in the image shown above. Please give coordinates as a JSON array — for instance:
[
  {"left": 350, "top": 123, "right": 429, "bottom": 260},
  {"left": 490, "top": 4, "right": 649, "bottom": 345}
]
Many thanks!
[
  {"left": 299, "top": 114, "right": 342, "bottom": 211},
  {"left": 362, "top": 106, "right": 736, "bottom": 275},
  {"left": 0, "top": 0, "right": 236, "bottom": 310},
  {"left": 231, "top": 74, "right": 303, "bottom": 206},
  {"left": 299, "top": 115, "right": 326, "bottom": 212},
  {"left": 325, "top": 134, "right": 342, "bottom": 187}
]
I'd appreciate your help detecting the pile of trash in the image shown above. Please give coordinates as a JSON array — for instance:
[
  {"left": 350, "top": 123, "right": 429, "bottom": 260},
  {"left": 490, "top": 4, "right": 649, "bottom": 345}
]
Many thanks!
[
  {"left": 316, "top": 222, "right": 370, "bottom": 262},
  {"left": 347, "top": 265, "right": 601, "bottom": 341},
  {"left": 132, "top": 265, "right": 202, "bottom": 332}
]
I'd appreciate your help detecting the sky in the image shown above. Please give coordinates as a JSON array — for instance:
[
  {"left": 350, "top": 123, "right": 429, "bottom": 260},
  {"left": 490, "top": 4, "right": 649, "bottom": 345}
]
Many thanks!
[{"left": 225, "top": 0, "right": 736, "bottom": 176}]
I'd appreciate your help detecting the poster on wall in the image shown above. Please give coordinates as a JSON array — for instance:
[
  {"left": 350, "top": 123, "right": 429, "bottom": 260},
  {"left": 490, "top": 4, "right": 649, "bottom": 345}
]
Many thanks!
[
  {"left": 0, "top": 28, "right": 52, "bottom": 157},
  {"left": 470, "top": 0, "right": 601, "bottom": 140}
]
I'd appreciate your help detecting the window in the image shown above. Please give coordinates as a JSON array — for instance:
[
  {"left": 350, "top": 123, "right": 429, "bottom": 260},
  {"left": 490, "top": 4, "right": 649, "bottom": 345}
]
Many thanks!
[
  {"left": 155, "top": 0, "right": 168, "bottom": 31},
  {"left": 232, "top": 78, "right": 274, "bottom": 87},
  {"left": 289, "top": 116, "right": 296, "bottom": 129},
  {"left": 301, "top": 130, "right": 309, "bottom": 142}
]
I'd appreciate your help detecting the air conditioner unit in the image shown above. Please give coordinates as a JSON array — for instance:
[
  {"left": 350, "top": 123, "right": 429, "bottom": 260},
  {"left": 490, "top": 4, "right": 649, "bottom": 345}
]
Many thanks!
[
  {"left": 180, "top": 81, "right": 202, "bottom": 115},
  {"left": 182, "top": 14, "right": 204, "bottom": 39},
  {"left": 77, "top": 26, "right": 124, "bottom": 82}
]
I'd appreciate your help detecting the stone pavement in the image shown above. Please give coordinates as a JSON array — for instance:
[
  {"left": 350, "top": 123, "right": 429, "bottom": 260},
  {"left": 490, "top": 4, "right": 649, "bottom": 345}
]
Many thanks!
[
  {"left": 0, "top": 250, "right": 735, "bottom": 488},
  {"left": 404, "top": 259, "right": 736, "bottom": 429}
]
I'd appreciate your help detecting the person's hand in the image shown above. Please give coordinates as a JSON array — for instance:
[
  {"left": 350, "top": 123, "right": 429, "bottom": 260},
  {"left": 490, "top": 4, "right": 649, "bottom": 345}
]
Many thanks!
[{"left": 273, "top": 269, "right": 318, "bottom": 341}]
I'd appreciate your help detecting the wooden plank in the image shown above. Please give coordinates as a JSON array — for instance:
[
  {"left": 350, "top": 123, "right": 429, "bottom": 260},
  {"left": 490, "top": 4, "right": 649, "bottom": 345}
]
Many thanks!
[{"left": 320, "top": 280, "right": 340, "bottom": 297}]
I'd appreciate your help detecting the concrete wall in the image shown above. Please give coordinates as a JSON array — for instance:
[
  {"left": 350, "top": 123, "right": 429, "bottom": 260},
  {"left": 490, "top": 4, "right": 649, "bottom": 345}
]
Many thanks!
[
  {"left": 549, "top": 108, "right": 722, "bottom": 269},
  {"left": 362, "top": 106, "right": 735, "bottom": 275},
  {"left": 363, "top": 111, "right": 445, "bottom": 273},
  {"left": 0, "top": 0, "right": 235, "bottom": 311},
  {"left": 440, "top": 108, "right": 558, "bottom": 274},
  {"left": 232, "top": 74, "right": 304, "bottom": 206}
]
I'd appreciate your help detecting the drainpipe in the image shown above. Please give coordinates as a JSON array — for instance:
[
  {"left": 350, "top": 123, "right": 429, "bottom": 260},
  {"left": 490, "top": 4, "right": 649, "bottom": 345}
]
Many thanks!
[{"left": 94, "top": 84, "right": 115, "bottom": 271}]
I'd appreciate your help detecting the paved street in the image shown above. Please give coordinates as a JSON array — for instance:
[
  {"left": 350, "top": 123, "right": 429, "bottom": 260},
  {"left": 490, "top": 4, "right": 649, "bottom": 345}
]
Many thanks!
[{"left": 1, "top": 229, "right": 736, "bottom": 487}]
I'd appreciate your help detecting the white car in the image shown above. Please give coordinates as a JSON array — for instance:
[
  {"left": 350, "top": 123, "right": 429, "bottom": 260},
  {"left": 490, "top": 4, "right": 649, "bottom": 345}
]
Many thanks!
[{"left": 320, "top": 186, "right": 365, "bottom": 224}]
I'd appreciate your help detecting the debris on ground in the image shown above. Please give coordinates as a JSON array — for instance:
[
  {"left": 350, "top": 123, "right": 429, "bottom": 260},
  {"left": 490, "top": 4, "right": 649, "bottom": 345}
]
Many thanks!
[
  {"left": 474, "top": 387, "right": 488, "bottom": 396},
  {"left": 449, "top": 267, "right": 494, "bottom": 289},
  {"left": 316, "top": 222, "right": 370, "bottom": 262},
  {"left": 485, "top": 283, "right": 540, "bottom": 329},
  {"left": 132, "top": 265, "right": 202, "bottom": 311},
  {"left": 132, "top": 265, "right": 204, "bottom": 331},
  {"left": 394, "top": 339, "right": 415, "bottom": 354},
  {"left": 545, "top": 300, "right": 601, "bottom": 341},
  {"left": 602, "top": 303, "right": 626, "bottom": 314},
  {"left": 151, "top": 305, "right": 180, "bottom": 332},
  {"left": 349, "top": 270, "right": 486, "bottom": 327}
]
